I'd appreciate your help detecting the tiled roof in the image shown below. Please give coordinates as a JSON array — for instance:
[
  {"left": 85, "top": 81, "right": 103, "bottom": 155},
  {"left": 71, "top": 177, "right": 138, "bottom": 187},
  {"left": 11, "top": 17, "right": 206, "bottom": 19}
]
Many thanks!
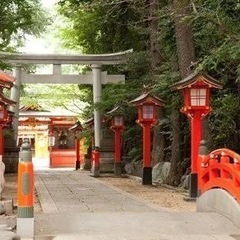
[{"left": 0, "top": 71, "right": 14, "bottom": 89}]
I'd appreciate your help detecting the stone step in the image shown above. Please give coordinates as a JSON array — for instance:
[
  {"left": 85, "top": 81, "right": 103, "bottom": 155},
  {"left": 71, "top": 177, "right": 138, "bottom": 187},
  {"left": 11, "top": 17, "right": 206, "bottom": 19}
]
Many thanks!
[
  {"left": 99, "top": 158, "right": 114, "bottom": 173},
  {"left": 100, "top": 152, "right": 114, "bottom": 158},
  {"left": 100, "top": 157, "right": 114, "bottom": 163},
  {"left": 100, "top": 147, "right": 114, "bottom": 152}
]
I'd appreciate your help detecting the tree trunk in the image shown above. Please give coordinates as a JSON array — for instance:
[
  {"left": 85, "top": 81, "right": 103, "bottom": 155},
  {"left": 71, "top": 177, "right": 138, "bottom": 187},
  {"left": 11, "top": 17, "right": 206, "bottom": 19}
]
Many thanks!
[
  {"left": 152, "top": 108, "right": 165, "bottom": 166},
  {"left": 148, "top": 0, "right": 163, "bottom": 76},
  {"left": 173, "top": 0, "right": 196, "bottom": 77},
  {"left": 166, "top": 0, "right": 196, "bottom": 186},
  {"left": 166, "top": 108, "right": 183, "bottom": 186},
  {"left": 145, "top": 0, "right": 166, "bottom": 167}
]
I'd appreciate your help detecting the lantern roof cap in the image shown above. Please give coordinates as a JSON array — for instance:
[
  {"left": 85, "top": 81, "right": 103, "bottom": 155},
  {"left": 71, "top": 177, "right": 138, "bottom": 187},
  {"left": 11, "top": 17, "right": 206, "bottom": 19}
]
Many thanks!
[
  {"left": 84, "top": 117, "right": 94, "bottom": 126},
  {"left": 129, "top": 91, "right": 165, "bottom": 106},
  {"left": 7, "top": 109, "right": 14, "bottom": 114},
  {"left": 69, "top": 120, "right": 83, "bottom": 131},
  {"left": 0, "top": 92, "right": 16, "bottom": 106},
  {"left": 0, "top": 71, "right": 14, "bottom": 89},
  {"left": 171, "top": 72, "right": 222, "bottom": 90},
  {"left": 106, "top": 105, "right": 125, "bottom": 117}
]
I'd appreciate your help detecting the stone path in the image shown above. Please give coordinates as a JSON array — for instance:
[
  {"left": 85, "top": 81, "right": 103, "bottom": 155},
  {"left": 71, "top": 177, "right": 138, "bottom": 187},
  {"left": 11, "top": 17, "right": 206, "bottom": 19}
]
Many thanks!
[
  {"left": 34, "top": 169, "right": 240, "bottom": 240},
  {"left": 35, "top": 170, "right": 157, "bottom": 214}
]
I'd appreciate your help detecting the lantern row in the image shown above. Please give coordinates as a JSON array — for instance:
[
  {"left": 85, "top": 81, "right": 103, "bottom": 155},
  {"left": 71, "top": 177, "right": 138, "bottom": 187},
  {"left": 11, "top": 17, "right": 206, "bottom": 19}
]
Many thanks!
[{"left": 70, "top": 72, "right": 222, "bottom": 198}]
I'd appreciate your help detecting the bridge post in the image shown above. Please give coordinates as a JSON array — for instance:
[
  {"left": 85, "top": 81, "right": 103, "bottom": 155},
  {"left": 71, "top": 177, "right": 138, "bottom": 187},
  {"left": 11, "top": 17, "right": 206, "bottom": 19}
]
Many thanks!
[
  {"left": 17, "top": 140, "right": 34, "bottom": 239},
  {"left": 197, "top": 140, "right": 208, "bottom": 196}
]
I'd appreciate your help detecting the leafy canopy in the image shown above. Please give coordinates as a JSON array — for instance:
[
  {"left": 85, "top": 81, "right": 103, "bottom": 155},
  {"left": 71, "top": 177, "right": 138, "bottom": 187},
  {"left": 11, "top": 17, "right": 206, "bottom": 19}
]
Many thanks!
[{"left": 0, "top": 0, "right": 50, "bottom": 51}]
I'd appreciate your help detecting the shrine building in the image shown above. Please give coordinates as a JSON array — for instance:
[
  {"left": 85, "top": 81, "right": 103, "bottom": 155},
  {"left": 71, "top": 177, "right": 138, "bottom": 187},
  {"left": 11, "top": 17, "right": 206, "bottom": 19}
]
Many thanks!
[{"left": 18, "top": 105, "right": 85, "bottom": 168}]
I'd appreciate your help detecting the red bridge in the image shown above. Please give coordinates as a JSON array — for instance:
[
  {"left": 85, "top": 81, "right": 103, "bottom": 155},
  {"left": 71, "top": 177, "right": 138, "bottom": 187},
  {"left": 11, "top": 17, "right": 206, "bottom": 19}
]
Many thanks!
[
  {"left": 198, "top": 144, "right": 240, "bottom": 202},
  {"left": 197, "top": 141, "right": 240, "bottom": 227}
]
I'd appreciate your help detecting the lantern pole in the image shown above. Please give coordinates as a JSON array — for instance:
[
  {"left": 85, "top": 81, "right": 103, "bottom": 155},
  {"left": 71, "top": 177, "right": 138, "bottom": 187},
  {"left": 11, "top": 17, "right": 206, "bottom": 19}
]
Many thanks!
[
  {"left": 189, "top": 111, "right": 203, "bottom": 198},
  {"left": 0, "top": 125, "right": 3, "bottom": 157},
  {"left": 142, "top": 123, "right": 152, "bottom": 184},
  {"left": 75, "top": 136, "right": 80, "bottom": 170},
  {"left": 113, "top": 127, "right": 122, "bottom": 176},
  {"left": 191, "top": 112, "right": 203, "bottom": 174}
]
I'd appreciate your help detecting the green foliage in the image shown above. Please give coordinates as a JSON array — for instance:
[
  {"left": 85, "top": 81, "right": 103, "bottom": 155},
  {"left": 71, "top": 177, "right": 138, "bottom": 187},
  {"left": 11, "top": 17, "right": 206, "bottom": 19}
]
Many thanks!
[
  {"left": 192, "top": 0, "right": 240, "bottom": 80},
  {"left": 126, "top": 147, "right": 142, "bottom": 163},
  {"left": 209, "top": 93, "right": 240, "bottom": 151},
  {"left": 20, "top": 83, "right": 87, "bottom": 116},
  {"left": 123, "top": 125, "right": 142, "bottom": 161},
  {"left": 190, "top": 0, "right": 240, "bottom": 152},
  {"left": 57, "top": 0, "right": 146, "bottom": 53},
  {"left": 0, "top": 0, "right": 49, "bottom": 51}
]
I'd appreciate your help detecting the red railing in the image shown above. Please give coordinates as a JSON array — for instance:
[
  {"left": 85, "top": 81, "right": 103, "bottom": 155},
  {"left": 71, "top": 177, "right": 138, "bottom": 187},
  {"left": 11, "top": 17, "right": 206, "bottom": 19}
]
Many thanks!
[{"left": 198, "top": 146, "right": 240, "bottom": 202}]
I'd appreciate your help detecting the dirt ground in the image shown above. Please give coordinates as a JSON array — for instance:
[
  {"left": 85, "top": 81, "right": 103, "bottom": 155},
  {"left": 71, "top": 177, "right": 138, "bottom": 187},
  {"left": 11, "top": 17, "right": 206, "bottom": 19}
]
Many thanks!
[
  {"left": 1, "top": 173, "right": 42, "bottom": 214},
  {"left": 1, "top": 173, "right": 195, "bottom": 216},
  {"left": 99, "top": 174, "right": 196, "bottom": 212}
]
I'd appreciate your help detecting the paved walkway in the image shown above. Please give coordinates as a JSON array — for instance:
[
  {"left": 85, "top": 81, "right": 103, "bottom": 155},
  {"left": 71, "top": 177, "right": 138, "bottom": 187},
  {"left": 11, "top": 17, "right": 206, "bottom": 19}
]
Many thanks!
[{"left": 35, "top": 169, "right": 240, "bottom": 240}]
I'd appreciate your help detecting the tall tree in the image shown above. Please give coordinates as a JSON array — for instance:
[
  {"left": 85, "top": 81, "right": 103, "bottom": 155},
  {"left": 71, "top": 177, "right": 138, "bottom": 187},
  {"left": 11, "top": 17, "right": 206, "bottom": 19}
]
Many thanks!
[
  {"left": 144, "top": 0, "right": 166, "bottom": 166},
  {"left": 166, "top": 0, "right": 196, "bottom": 186}
]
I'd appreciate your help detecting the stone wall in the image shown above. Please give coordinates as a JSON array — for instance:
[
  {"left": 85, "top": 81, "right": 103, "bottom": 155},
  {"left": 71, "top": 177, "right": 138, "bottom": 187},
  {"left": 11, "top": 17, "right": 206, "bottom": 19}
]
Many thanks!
[
  {"left": 99, "top": 128, "right": 114, "bottom": 172},
  {"left": 3, "top": 147, "right": 19, "bottom": 173}
]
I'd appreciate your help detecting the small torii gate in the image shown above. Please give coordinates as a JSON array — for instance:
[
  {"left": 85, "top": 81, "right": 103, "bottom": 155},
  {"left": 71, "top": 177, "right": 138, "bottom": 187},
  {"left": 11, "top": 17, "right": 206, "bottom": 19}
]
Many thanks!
[{"left": 0, "top": 50, "right": 131, "bottom": 149}]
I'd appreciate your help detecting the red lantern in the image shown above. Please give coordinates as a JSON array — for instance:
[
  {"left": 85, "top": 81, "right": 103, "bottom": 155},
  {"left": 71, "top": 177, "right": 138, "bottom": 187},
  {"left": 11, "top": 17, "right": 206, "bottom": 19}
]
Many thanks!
[
  {"left": 172, "top": 73, "right": 221, "bottom": 116},
  {"left": 130, "top": 92, "right": 165, "bottom": 127},
  {"left": 0, "top": 93, "right": 16, "bottom": 123},
  {"left": 171, "top": 72, "right": 222, "bottom": 198},
  {"left": 0, "top": 104, "right": 6, "bottom": 122},
  {"left": 106, "top": 106, "right": 125, "bottom": 176},
  {"left": 0, "top": 93, "right": 16, "bottom": 156},
  {"left": 129, "top": 91, "right": 165, "bottom": 185},
  {"left": 112, "top": 115, "right": 124, "bottom": 128},
  {"left": 138, "top": 103, "right": 157, "bottom": 123},
  {"left": 6, "top": 110, "right": 14, "bottom": 125}
]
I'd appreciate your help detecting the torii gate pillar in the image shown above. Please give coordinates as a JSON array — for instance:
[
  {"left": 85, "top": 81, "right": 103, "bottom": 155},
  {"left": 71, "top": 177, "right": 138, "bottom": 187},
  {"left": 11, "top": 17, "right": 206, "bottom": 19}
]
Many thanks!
[
  {"left": 92, "top": 64, "right": 102, "bottom": 149},
  {"left": 10, "top": 67, "right": 21, "bottom": 140}
]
